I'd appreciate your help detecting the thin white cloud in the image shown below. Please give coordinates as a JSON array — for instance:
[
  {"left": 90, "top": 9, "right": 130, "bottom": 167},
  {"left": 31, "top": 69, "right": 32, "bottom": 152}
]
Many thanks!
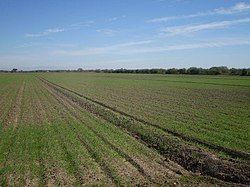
[
  {"left": 53, "top": 40, "right": 153, "bottom": 56},
  {"left": 15, "top": 43, "right": 77, "bottom": 49},
  {"left": 25, "top": 20, "right": 94, "bottom": 38},
  {"left": 114, "top": 40, "right": 153, "bottom": 47},
  {"left": 25, "top": 28, "right": 65, "bottom": 37},
  {"left": 96, "top": 29, "right": 117, "bottom": 36},
  {"left": 215, "top": 2, "right": 250, "bottom": 14},
  {"left": 148, "top": 2, "right": 250, "bottom": 23},
  {"left": 134, "top": 39, "right": 250, "bottom": 53},
  {"left": 161, "top": 18, "right": 250, "bottom": 36},
  {"left": 52, "top": 38, "right": 250, "bottom": 56},
  {"left": 107, "top": 15, "right": 126, "bottom": 22},
  {"left": 15, "top": 43, "right": 38, "bottom": 48},
  {"left": 2, "top": 38, "right": 250, "bottom": 70},
  {"left": 70, "top": 21, "right": 94, "bottom": 28}
]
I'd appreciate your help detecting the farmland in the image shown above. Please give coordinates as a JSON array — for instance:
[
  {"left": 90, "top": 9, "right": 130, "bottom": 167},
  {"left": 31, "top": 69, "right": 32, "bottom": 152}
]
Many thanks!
[
  {"left": 42, "top": 73, "right": 250, "bottom": 153},
  {"left": 0, "top": 73, "right": 249, "bottom": 186}
]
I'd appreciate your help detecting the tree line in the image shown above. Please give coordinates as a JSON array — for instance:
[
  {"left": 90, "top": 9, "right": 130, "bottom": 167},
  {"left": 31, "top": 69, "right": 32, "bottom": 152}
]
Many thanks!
[
  {"left": 81, "top": 66, "right": 250, "bottom": 76},
  {"left": 1, "top": 66, "right": 249, "bottom": 76}
]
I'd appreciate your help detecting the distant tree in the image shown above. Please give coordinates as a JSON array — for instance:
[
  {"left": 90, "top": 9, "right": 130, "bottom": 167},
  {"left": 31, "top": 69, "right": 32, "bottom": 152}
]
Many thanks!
[
  {"left": 157, "top": 69, "right": 166, "bottom": 74},
  {"left": 54, "top": 66, "right": 250, "bottom": 75},
  {"left": 230, "top": 68, "right": 239, "bottom": 75},
  {"left": 11, "top": 68, "right": 18, "bottom": 73},
  {"left": 208, "top": 66, "right": 229, "bottom": 75},
  {"left": 141, "top": 69, "right": 150, "bottom": 74},
  {"left": 247, "top": 69, "right": 250, "bottom": 76},
  {"left": 77, "top": 68, "right": 83, "bottom": 72},
  {"left": 241, "top": 69, "right": 248, "bottom": 76},
  {"left": 220, "top": 66, "right": 229, "bottom": 74},
  {"left": 166, "top": 68, "right": 178, "bottom": 74},
  {"left": 187, "top": 67, "right": 200, "bottom": 75},
  {"left": 178, "top": 68, "right": 187, "bottom": 74},
  {"left": 94, "top": 69, "right": 101, "bottom": 73},
  {"left": 149, "top": 69, "right": 165, "bottom": 74}
]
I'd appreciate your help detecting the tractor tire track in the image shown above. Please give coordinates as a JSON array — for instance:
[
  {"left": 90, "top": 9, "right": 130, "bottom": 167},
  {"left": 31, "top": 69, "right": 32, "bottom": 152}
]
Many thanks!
[
  {"left": 56, "top": 82, "right": 188, "bottom": 181},
  {"left": 39, "top": 82, "right": 118, "bottom": 186},
  {"left": 24, "top": 81, "right": 78, "bottom": 186},
  {"left": 44, "top": 82, "right": 162, "bottom": 185},
  {"left": 37, "top": 81, "right": 113, "bottom": 186},
  {"left": 52, "top": 125, "right": 88, "bottom": 186}
]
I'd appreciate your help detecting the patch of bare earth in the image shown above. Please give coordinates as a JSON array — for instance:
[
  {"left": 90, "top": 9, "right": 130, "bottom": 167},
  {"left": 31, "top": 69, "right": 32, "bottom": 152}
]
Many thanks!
[
  {"left": 24, "top": 172, "right": 40, "bottom": 187},
  {"left": 46, "top": 164, "right": 76, "bottom": 187}
]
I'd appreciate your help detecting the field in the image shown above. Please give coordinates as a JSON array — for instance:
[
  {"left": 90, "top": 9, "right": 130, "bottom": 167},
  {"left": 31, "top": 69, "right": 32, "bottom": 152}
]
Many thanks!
[{"left": 0, "top": 73, "right": 249, "bottom": 186}]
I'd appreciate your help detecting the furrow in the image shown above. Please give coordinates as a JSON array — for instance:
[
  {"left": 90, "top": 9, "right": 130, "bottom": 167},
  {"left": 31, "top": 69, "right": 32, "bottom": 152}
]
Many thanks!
[
  {"left": 37, "top": 83, "right": 114, "bottom": 186},
  {"left": 44, "top": 82, "right": 160, "bottom": 185},
  {"left": 42, "top": 83, "right": 125, "bottom": 186},
  {"left": 38, "top": 81, "right": 118, "bottom": 186},
  {"left": 73, "top": 130, "right": 120, "bottom": 186},
  {"left": 52, "top": 126, "right": 88, "bottom": 186}
]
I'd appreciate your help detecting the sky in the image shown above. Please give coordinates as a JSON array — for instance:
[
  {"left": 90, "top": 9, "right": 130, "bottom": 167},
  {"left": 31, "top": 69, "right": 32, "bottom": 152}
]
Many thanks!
[{"left": 0, "top": 0, "right": 250, "bottom": 70}]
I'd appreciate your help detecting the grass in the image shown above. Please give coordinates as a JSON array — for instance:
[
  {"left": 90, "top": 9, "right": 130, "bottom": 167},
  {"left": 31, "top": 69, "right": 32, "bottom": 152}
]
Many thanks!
[{"left": 0, "top": 73, "right": 249, "bottom": 186}]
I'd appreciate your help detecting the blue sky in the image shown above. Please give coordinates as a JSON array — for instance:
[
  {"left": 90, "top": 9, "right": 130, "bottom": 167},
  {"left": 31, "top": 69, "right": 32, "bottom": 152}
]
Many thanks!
[{"left": 0, "top": 0, "right": 250, "bottom": 70}]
